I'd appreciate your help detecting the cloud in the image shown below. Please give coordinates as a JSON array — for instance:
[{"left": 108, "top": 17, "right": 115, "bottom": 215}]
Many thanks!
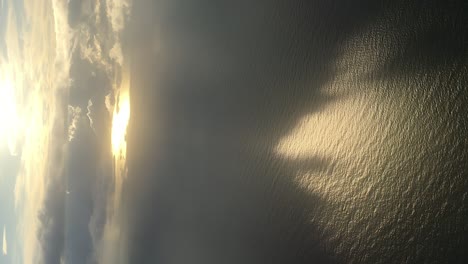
[
  {"left": 76, "top": 25, "right": 112, "bottom": 74},
  {"left": 109, "top": 43, "right": 123, "bottom": 66},
  {"left": 2, "top": 0, "right": 72, "bottom": 262},
  {"left": 2, "top": 226, "right": 6, "bottom": 255},
  {"left": 105, "top": 0, "right": 132, "bottom": 34},
  {"left": 87, "top": 154, "right": 112, "bottom": 253},
  {"left": 2, "top": 0, "right": 132, "bottom": 261},
  {"left": 72, "top": 0, "right": 129, "bottom": 77},
  {"left": 105, "top": 92, "right": 115, "bottom": 115},
  {"left": 87, "top": 68, "right": 131, "bottom": 264},
  {"left": 68, "top": 105, "right": 82, "bottom": 141},
  {"left": 93, "top": 0, "right": 102, "bottom": 24},
  {"left": 63, "top": 0, "right": 134, "bottom": 262},
  {"left": 86, "top": 99, "right": 94, "bottom": 130},
  {"left": 37, "top": 179, "right": 66, "bottom": 264}
]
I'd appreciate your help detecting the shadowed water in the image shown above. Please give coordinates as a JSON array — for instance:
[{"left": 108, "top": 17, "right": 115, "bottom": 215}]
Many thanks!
[{"left": 120, "top": 0, "right": 468, "bottom": 263}]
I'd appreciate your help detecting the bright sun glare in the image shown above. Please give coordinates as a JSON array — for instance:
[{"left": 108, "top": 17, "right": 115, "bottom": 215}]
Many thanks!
[{"left": 111, "top": 74, "right": 131, "bottom": 158}]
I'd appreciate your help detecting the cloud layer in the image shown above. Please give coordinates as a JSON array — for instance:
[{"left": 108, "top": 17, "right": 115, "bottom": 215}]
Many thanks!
[
  {"left": 1, "top": 0, "right": 71, "bottom": 262},
  {"left": 68, "top": 105, "right": 82, "bottom": 141},
  {"left": 65, "top": 0, "right": 134, "bottom": 262},
  {"left": 2, "top": 0, "right": 134, "bottom": 261}
]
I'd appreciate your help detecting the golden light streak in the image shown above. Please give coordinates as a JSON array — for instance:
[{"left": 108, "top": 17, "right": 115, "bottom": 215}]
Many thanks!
[
  {"left": 2, "top": 225, "right": 7, "bottom": 255},
  {"left": 111, "top": 77, "right": 131, "bottom": 158},
  {"left": 98, "top": 67, "right": 131, "bottom": 264},
  {"left": 110, "top": 72, "right": 130, "bottom": 224}
]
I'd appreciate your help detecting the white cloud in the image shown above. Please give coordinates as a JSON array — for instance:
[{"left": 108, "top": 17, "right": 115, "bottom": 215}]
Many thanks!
[
  {"left": 109, "top": 42, "right": 123, "bottom": 66},
  {"left": 86, "top": 99, "right": 95, "bottom": 131},
  {"left": 105, "top": 92, "right": 115, "bottom": 115},
  {"left": 1, "top": 0, "right": 72, "bottom": 262},
  {"left": 105, "top": 0, "right": 132, "bottom": 34},
  {"left": 2, "top": 226, "right": 7, "bottom": 255},
  {"left": 68, "top": 105, "right": 82, "bottom": 141},
  {"left": 94, "top": 0, "right": 102, "bottom": 24},
  {"left": 75, "top": 0, "right": 131, "bottom": 75},
  {"left": 76, "top": 25, "right": 111, "bottom": 74},
  {"left": 2, "top": 0, "right": 134, "bottom": 261}
]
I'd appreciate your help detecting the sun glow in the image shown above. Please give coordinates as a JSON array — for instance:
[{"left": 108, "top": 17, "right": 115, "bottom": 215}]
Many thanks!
[
  {"left": 101, "top": 70, "right": 131, "bottom": 264},
  {"left": 111, "top": 74, "right": 131, "bottom": 158}
]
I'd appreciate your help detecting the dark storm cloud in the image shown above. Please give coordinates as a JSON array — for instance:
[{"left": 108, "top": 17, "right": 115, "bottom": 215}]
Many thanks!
[
  {"left": 67, "top": 0, "right": 84, "bottom": 26},
  {"left": 55, "top": 96, "right": 113, "bottom": 264},
  {"left": 68, "top": 0, "right": 109, "bottom": 30},
  {"left": 85, "top": 95, "right": 113, "bottom": 135},
  {"left": 69, "top": 55, "right": 113, "bottom": 107},
  {"left": 34, "top": 97, "right": 82, "bottom": 264},
  {"left": 65, "top": 122, "right": 102, "bottom": 264},
  {"left": 67, "top": 0, "right": 122, "bottom": 108},
  {"left": 37, "top": 180, "right": 66, "bottom": 264},
  {"left": 87, "top": 166, "right": 112, "bottom": 247},
  {"left": 79, "top": 92, "right": 114, "bottom": 263},
  {"left": 60, "top": 0, "right": 125, "bottom": 262},
  {"left": 63, "top": 58, "right": 114, "bottom": 264},
  {"left": 36, "top": 136, "right": 68, "bottom": 264},
  {"left": 87, "top": 120, "right": 113, "bottom": 252},
  {"left": 36, "top": 48, "right": 113, "bottom": 263}
]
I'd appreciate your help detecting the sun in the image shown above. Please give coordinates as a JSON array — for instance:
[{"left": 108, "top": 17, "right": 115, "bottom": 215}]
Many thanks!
[
  {"left": 111, "top": 91, "right": 130, "bottom": 157},
  {"left": 111, "top": 73, "right": 131, "bottom": 158}
]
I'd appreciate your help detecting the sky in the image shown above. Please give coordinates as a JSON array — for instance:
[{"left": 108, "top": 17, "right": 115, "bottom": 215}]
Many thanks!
[
  {"left": 0, "top": 0, "right": 131, "bottom": 263},
  {"left": 2, "top": 226, "right": 7, "bottom": 255},
  {"left": 0, "top": 0, "right": 467, "bottom": 264}
]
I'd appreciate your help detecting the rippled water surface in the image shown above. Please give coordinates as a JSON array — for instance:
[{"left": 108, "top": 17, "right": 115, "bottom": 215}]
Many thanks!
[{"left": 123, "top": 0, "right": 468, "bottom": 263}]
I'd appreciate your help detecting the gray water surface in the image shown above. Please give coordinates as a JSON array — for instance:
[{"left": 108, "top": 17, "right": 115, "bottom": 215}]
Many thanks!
[{"left": 122, "top": 0, "right": 468, "bottom": 263}]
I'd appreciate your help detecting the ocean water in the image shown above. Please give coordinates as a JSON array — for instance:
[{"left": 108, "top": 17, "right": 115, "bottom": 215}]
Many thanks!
[{"left": 123, "top": 0, "right": 468, "bottom": 263}]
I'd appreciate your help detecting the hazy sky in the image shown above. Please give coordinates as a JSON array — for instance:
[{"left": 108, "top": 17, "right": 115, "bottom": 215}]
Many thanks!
[
  {"left": 0, "top": 0, "right": 130, "bottom": 263},
  {"left": 0, "top": 0, "right": 467, "bottom": 264}
]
